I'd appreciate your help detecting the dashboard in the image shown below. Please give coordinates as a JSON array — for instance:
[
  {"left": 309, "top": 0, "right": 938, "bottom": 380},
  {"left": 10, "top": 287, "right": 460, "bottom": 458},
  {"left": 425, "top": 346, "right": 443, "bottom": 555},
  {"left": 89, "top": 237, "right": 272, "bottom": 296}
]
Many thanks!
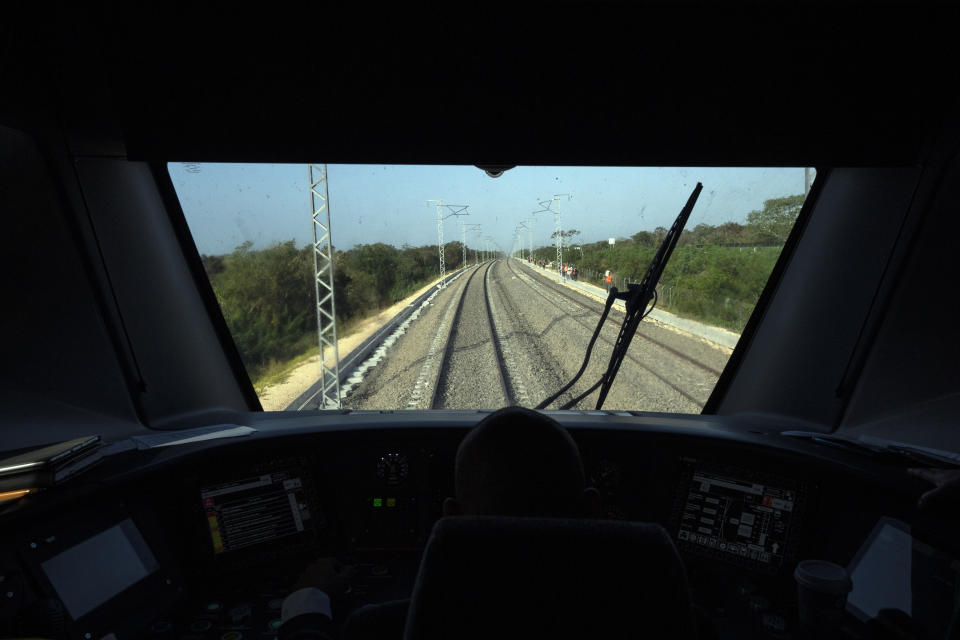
[{"left": 0, "top": 413, "right": 956, "bottom": 640}]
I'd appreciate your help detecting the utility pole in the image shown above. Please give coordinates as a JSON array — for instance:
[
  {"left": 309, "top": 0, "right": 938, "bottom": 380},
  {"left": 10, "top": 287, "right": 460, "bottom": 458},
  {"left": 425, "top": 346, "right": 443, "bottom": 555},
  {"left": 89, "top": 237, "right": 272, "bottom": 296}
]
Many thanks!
[
  {"left": 427, "top": 200, "right": 469, "bottom": 288},
  {"left": 467, "top": 224, "right": 482, "bottom": 265},
  {"left": 308, "top": 163, "right": 340, "bottom": 409},
  {"left": 552, "top": 193, "right": 571, "bottom": 280},
  {"left": 534, "top": 195, "right": 570, "bottom": 282},
  {"left": 459, "top": 218, "right": 469, "bottom": 268},
  {"left": 532, "top": 201, "right": 551, "bottom": 273},
  {"left": 516, "top": 221, "right": 530, "bottom": 261},
  {"left": 804, "top": 167, "right": 814, "bottom": 196},
  {"left": 527, "top": 216, "right": 534, "bottom": 261}
]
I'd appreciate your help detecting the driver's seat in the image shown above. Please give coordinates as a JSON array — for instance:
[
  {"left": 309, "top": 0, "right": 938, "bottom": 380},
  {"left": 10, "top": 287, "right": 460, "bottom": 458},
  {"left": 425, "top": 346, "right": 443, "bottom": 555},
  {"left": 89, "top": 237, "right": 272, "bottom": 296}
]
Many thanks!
[{"left": 403, "top": 516, "right": 696, "bottom": 639}]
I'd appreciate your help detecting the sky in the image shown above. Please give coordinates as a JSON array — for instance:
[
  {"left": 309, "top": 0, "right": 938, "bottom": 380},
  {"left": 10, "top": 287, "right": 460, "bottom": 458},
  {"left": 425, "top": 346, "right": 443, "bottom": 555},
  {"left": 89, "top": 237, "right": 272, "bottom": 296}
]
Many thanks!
[{"left": 168, "top": 164, "right": 810, "bottom": 256}]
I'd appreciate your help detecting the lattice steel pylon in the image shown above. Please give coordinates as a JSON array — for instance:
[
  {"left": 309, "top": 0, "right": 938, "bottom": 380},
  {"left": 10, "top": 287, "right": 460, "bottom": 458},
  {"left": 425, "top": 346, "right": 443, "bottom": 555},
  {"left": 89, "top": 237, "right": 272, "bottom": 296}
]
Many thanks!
[
  {"left": 309, "top": 164, "right": 340, "bottom": 409},
  {"left": 428, "top": 200, "right": 469, "bottom": 288}
]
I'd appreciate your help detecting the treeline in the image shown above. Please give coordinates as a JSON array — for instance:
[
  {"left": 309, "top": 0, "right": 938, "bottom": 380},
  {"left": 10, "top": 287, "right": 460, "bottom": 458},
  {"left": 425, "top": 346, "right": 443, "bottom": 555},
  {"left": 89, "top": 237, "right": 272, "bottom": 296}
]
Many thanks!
[
  {"left": 202, "top": 240, "right": 473, "bottom": 382},
  {"left": 205, "top": 193, "right": 804, "bottom": 381},
  {"left": 531, "top": 195, "right": 804, "bottom": 332}
]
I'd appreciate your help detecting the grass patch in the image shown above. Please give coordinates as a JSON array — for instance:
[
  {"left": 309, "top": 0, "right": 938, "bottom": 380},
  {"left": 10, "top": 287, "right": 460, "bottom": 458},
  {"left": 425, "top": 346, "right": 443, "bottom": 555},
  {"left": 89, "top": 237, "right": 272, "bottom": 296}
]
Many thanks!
[
  {"left": 250, "top": 334, "right": 318, "bottom": 395},
  {"left": 249, "top": 312, "right": 394, "bottom": 396}
]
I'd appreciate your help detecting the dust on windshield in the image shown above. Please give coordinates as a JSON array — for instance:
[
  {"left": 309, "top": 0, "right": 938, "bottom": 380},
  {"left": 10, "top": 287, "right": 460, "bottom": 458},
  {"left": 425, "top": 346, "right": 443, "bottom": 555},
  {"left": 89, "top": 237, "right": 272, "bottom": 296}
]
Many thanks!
[{"left": 169, "top": 164, "right": 812, "bottom": 413}]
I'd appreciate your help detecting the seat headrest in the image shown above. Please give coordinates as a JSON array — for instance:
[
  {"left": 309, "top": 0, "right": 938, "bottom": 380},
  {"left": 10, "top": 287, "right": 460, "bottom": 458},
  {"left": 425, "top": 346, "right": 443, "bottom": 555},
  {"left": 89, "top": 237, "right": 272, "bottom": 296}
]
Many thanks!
[{"left": 404, "top": 516, "right": 694, "bottom": 640}]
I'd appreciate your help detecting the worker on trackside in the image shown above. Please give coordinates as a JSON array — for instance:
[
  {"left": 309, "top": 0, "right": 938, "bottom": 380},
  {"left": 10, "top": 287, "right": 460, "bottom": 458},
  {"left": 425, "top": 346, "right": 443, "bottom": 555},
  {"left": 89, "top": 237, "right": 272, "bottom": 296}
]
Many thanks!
[{"left": 605, "top": 270, "right": 613, "bottom": 293}]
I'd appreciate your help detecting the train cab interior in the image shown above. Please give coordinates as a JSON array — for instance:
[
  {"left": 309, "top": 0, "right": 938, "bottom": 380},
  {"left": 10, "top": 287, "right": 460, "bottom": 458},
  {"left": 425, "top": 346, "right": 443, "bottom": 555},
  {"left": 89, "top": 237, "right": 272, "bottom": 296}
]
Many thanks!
[{"left": 3, "top": 3, "right": 960, "bottom": 639}]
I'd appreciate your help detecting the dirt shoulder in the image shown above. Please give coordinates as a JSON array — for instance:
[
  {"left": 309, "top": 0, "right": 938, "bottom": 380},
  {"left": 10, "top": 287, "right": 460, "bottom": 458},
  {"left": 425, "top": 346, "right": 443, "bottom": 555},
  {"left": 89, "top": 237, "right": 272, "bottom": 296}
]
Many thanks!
[{"left": 258, "top": 276, "right": 447, "bottom": 411}]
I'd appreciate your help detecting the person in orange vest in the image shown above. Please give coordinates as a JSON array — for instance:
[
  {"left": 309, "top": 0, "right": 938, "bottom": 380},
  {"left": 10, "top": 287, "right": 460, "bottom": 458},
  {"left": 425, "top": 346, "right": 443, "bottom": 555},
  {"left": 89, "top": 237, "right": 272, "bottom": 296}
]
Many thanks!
[{"left": 604, "top": 270, "right": 613, "bottom": 293}]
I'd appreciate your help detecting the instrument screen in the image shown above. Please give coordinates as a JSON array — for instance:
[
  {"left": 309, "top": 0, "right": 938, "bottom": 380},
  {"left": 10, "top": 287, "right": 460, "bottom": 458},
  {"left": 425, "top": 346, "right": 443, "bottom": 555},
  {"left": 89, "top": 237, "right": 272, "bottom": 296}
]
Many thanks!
[
  {"left": 673, "top": 459, "right": 803, "bottom": 571},
  {"left": 200, "top": 469, "right": 315, "bottom": 554}
]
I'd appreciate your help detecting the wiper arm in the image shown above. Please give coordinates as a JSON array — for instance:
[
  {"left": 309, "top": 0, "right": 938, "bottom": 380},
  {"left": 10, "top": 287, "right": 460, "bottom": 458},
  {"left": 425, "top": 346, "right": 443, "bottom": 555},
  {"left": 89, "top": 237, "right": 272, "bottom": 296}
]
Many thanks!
[
  {"left": 782, "top": 431, "right": 960, "bottom": 468},
  {"left": 535, "top": 182, "right": 702, "bottom": 410}
]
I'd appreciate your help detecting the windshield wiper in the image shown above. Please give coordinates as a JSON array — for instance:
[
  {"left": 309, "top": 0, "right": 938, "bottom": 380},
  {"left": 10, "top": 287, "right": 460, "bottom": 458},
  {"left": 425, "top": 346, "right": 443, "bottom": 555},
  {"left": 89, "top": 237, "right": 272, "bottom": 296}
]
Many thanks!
[
  {"left": 782, "top": 431, "right": 960, "bottom": 468},
  {"left": 536, "top": 183, "right": 703, "bottom": 410}
]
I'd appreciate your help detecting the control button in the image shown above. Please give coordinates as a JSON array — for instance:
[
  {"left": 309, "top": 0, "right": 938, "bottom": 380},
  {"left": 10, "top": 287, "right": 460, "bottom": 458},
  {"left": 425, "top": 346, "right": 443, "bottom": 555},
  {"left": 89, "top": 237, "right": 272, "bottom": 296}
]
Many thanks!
[
  {"left": 150, "top": 620, "right": 174, "bottom": 633},
  {"left": 220, "top": 633, "right": 243, "bottom": 640},
  {"left": 268, "top": 619, "right": 283, "bottom": 631},
  {"left": 189, "top": 620, "right": 213, "bottom": 633}
]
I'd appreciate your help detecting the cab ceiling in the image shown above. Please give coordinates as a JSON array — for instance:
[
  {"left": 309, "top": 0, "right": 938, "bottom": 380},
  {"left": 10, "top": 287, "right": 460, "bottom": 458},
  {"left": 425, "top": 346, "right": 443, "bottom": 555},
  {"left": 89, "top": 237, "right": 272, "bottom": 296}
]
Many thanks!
[{"left": 7, "top": 3, "right": 960, "bottom": 166}]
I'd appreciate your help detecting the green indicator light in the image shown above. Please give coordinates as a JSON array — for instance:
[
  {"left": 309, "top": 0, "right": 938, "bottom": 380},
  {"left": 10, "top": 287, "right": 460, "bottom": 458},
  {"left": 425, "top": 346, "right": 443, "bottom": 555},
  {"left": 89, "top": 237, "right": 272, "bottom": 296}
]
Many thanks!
[
  {"left": 270, "top": 619, "right": 283, "bottom": 630},
  {"left": 207, "top": 602, "right": 222, "bottom": 611},
  {"left": 373, "top": 498, "right": 383, "bottom": 507}
]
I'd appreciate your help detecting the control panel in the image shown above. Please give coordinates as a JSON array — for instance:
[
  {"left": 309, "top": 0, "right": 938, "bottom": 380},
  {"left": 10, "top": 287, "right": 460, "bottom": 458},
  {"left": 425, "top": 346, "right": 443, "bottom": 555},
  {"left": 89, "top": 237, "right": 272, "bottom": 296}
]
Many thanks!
[{"left": 670, "top": 457, "right": 806, "bottom": 573}]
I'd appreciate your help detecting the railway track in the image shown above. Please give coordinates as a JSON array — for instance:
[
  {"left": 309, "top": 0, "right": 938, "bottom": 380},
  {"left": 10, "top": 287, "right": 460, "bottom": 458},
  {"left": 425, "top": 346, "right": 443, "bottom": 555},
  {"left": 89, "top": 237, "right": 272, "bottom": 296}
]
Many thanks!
[
  {"left": 404, "top": 265, "right": 481, "bottom": 409},
  {"left": 505, "top": 259, "right": 714, "bottom": 407},
  {"left": 430, "top": 261, "right": 514, "bottom": 408},
  {"left": 518, "top": 262, "right": 723, "bottom": 377}
]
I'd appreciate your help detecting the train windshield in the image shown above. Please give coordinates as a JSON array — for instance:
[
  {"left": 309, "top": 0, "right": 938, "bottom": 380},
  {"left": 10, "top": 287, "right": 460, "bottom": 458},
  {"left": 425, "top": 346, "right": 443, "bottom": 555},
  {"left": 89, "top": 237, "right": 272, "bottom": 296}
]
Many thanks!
[{"left": 169, "top": 164, "right": 811, "bottom": 413}]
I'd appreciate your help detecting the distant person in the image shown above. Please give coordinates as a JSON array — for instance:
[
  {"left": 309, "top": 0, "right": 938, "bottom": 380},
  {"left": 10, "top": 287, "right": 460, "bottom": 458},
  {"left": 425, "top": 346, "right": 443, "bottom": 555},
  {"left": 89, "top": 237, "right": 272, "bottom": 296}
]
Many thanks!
[{"left": 605, "top": 270, "right": 613, "bottom": 293}]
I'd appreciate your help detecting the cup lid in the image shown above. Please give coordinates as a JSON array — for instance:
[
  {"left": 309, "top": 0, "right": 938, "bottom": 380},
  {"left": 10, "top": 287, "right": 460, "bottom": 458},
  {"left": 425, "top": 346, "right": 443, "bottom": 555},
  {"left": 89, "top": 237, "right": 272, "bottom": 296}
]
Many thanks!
[{"left": 794, "top": 560, "right": 853, "bottom": 595}]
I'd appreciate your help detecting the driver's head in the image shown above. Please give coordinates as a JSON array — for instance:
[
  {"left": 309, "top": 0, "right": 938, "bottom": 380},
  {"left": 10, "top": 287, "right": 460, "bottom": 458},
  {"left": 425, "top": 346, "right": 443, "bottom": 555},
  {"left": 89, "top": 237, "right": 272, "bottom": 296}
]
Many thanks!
[{"left": 443, "top": 406, "right": 599, "bottom": 518}]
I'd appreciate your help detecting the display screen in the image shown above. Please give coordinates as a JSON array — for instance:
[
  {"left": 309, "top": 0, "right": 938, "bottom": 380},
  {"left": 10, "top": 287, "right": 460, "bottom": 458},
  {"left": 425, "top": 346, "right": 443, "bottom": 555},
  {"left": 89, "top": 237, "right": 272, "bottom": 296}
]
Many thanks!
[
  {"left": 41, "top": 519, "right": 158, "bottom": 620},
  {"left": 847, "top": 518, "right": 960, "bottom": 639},
  {"left": 201, "top": 469, "right": 313, "bottom": 554},
  {"left": 675, "top": 463, "right": 797, "bottom": 567}
]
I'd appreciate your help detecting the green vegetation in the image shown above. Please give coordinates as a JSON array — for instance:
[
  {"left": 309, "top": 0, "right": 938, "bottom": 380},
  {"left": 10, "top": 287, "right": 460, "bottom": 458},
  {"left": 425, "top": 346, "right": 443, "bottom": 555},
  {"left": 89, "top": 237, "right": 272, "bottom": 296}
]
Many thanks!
[
  {"left": 531, "top": 195, "right": 804, "bottom": 332},
  {"left": 202, "top": 240, "right": 473, "bottom": 385},
  {"left": 203, "top": 194, "right": 803, "bottom": 386}
]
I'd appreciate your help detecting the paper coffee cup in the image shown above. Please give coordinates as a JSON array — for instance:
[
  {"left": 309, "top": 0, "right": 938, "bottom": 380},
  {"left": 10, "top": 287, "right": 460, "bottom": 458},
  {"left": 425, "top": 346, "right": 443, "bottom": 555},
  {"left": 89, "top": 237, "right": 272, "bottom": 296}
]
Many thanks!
[{"left": 794, "top": 560, "right": 853, "bottom": 632}]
